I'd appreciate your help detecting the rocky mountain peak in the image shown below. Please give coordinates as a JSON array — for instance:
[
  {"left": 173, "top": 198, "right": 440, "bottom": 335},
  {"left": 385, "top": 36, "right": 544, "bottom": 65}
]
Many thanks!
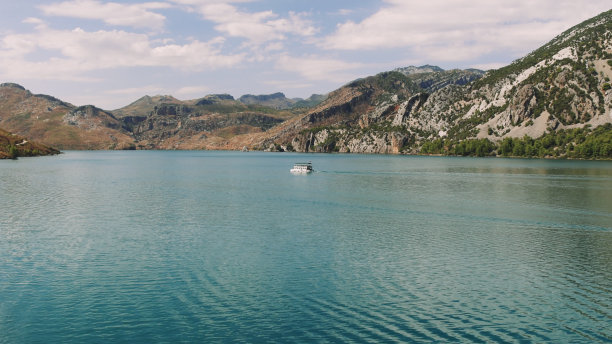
[
  {"left": 0, "top": 83, "right": 26, "bottom": 90},
  {"left": 394, "top": 65, "right": 445, "bottom": 75},
  {"left": 1, "top": 10, "right": 610, "bottom": 157},
  {"left": 254, "top": 10, "right": 611, "bottom": 158},
  {"left": 238, "top": 92, "right": 295, "bottom": 110}
]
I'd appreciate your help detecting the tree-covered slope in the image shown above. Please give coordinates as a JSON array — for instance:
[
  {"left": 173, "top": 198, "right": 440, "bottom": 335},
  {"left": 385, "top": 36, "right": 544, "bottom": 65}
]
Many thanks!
[
  {"left": 255, "top": 9, "right": 612, "bottom": 158},
  {"left": 0, "top": 127, "right": 59, "bottom": 159}
]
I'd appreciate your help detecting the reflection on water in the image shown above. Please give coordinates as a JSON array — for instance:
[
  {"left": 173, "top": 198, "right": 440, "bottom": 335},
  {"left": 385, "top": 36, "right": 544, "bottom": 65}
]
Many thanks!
[{"left": 1, "top": 152, "right": 611, "bottom": 343}]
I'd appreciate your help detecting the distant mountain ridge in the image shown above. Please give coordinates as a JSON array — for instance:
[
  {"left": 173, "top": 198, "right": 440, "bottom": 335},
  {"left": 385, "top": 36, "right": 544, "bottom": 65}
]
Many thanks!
[
  {"left": 395, "top": 67, "right": 486, "bottom": 92},
  {"left": 0, "top": 10, "right": 610, "bottom": 157},
  {"left": 114, "top": 92, "right": 327, "bottom": 119},
  {"left": 251, "top": 9, "right": 611, "bottom": 158},
  {"left": 238, "top": 93, "right": 327, "bottom": 110},
  {"left": 112, "top": 95, "right": 182, "bottom": 118},
  {"left": 0, "top": 83, "right": 135, "bottom": 150},
  {"left": 238, "top": 92, "right": 295, "bottom": 109},
  {"left": 394, "top": 65, "right": 444, "bottom": 75},
  {"left": 0, "top": 83, "right": 305, "bottom": 150}
]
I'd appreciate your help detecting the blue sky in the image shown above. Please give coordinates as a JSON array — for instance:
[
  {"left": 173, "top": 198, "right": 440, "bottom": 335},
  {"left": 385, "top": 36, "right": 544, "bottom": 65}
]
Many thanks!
[{"left": 0, "top": 1, "right": 610, "bottom": 109}]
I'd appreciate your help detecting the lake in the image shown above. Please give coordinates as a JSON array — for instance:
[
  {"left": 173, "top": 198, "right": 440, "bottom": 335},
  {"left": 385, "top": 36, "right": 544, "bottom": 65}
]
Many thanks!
[{"left": 1, "top": 151, "right": 611, "bottom": 343}]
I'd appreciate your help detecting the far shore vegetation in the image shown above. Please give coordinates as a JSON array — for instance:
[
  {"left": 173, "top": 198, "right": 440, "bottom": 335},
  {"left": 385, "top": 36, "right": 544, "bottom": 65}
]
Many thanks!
[{"left": 419, "top": 123, "right": 612, "bottom": 159}]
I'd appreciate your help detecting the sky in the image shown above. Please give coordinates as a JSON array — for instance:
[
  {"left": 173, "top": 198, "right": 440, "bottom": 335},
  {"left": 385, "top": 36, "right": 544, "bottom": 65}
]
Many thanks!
[{"left": 0, "top": 1, "right": 610, "bottom": 109}]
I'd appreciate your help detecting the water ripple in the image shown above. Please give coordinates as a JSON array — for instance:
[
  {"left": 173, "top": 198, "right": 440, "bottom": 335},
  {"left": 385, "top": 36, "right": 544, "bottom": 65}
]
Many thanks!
[{"left": 1, "top": 152, "right": 611, "bottom": 343}]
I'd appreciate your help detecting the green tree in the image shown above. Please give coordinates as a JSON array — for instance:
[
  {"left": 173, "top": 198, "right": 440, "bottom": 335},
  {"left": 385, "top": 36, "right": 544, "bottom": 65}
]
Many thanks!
[
  {"left": 499, "top": 138, "right": 514, "bottom": 156},
  {"left": 8, "top": 145, "right": 19, "bottom": 159},
  {"left": 512, "top": 140, "right": 526, "bottom": 156}
]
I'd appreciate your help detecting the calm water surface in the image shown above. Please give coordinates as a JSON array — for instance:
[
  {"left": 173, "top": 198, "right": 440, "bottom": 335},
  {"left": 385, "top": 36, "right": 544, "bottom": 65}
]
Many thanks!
[{"left": 1, "top": 151, "right": 611, "bottom": 343}]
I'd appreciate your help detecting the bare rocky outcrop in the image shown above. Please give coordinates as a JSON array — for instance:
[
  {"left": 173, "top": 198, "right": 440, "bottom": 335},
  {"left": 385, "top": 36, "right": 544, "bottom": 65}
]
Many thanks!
[
  {"left": 253, "top": 10, "right": 612, "bottom": 154},
  {"left": 0, "top": 10, "right": 610, "bottom": 153}
]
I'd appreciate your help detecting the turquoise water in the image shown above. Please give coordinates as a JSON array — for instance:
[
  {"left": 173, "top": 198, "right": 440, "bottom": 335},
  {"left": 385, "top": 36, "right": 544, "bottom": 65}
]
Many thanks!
[{"left": 1, "top": 151, "right": 611, "bottom": 343}]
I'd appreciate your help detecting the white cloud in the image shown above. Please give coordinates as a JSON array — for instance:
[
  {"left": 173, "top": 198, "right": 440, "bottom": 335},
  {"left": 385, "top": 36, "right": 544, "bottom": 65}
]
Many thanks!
[
  {"left": 264, "top": 42, "right": 284, "bottom": 52},
  {"left": 175, "top": 85, "right": 211, "bottom": 97},
  {"left": 172, "top": 0, "right": 253, "bottom": 3},
  {"left": 470, "top": 62, "right": 508, "bottom": 71},
  {"left": 336, "top": 9, "right": 353, "bottom": 16},
  {"left": 171, "top": 0, "right": 316, "bottom": 44},
  {"left": 107, "top": 84, "right": 210, "bottom": 98},
  {"left": 276, "top": 55, "right": 366, "bottom": 83},
  {"left": 0, "top": 25, "right": 244, "bottom": 80},
  {"left": 323, "top": 0, "right": 612, "bottom": 62},
  {"left": 22, "top": 17, "right": 48, "bottom": 30},
  {"left": 263, "top": 80, "right": 314, "bottom": 90},
  {"left": 105, "top": 85, "right": 166, "bottom": 95},
  {"left": 39, "top": 0, "right": 171, "bottom": 31}
]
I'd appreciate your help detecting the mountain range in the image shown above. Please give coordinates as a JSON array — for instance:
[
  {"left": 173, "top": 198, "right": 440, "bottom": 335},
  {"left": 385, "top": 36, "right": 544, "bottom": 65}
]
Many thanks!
[{"left": 1, "top": 9, "right": 610, "bottom": 158}]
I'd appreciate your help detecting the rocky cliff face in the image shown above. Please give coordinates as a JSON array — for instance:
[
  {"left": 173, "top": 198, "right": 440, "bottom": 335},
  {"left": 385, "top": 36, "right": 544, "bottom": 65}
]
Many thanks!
[
  {"left": 1, "top": 11, "right": 609, "bottom": 155},
  {"left": 395, "top": 66, "right": 485, "bottom": 92},
  {"left": 112, "top": 95, "right": 182, "bottom": 118},
  {"left": 132, "top": 102, "right": 286, "bottom": 149},
  {"left": 238, "top": 92, "right": 326, "bottom": 110},
  {"left": 0, "top": 83, "right": 298, "bottom": 150},
  {"left": 255, "top": 10, "right": 612, "bottom": 155},
  {"left": 253, "top": 71, "right": 420, "bottom": 153},
  {"left": 238, "top": 93, "right": 295, "bottom": 109}
]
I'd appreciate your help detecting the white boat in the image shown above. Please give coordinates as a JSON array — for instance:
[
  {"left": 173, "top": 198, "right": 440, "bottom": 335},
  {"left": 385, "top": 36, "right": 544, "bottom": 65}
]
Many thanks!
[{"left": 290, "top": 162, "right": 313, "bottom": 174}]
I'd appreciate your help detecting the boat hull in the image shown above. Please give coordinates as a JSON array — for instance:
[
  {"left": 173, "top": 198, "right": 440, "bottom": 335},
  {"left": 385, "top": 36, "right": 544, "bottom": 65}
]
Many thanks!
[{"left": 290, "top": 169, "right": 312, "bottom": 174}]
